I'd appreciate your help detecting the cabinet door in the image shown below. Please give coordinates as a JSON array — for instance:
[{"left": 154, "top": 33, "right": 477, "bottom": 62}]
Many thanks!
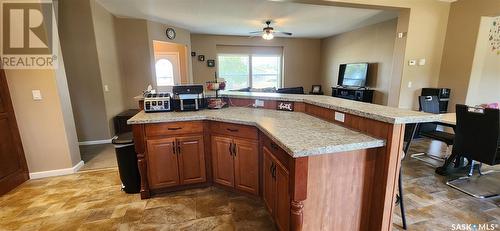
[
  {"left": 146, "top": 137, "right": 179, "bottom": 189},
  {"left": 211, "top": 136, "right": 235, "bottom": 187},
  {"left": 234, "top": 138, "right": 259, "bottom": 195},
  {"left": 177, "top": 135, "right": 206, "bottom": 185},
  {"left": 262, "top": 147, "right": 276, "bottom": 215},
  {"left": 275, "top": 161, "right": 290, "bottom": 231}
]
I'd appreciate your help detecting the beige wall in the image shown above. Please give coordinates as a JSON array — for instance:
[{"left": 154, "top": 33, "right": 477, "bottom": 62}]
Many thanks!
[
  {"left": 5, "top": 0, "right": 81, "bottom": 172},
  {"left": 190, "top": 34, "right": 321, "bottom": 89},
  {"left": 295, "top": 0, "right": 450, "bottom": 109},
  {"left": 147, "top": 21, "right": 193, "bottom": 84},
  {"left": 438, "top": 0, "right": 500, "bottom": 111},
  {"left": 320, "top": 19, "right": 398, "bottom": 105},
  {"left": 153, "top": 41, "right": 189, "bottom": 84},
  {"left": 116, "top": 19, "right": 193, "bottom": 108},
  {"left": 90, "top": 0, "right": 126, "bottom": 136},
  {"left": 466, "top": 16, "right": 500, "bottom": 106},
  {"left": 115, "top": 18, "right": 152, "bottom": 108},
  {"left": 59, "top": 0, "right": 109, "bottom": 141}
]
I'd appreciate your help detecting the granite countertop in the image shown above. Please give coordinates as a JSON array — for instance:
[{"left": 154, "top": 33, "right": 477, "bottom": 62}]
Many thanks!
[
  {"left": 134, "top": 91, "right": 441, "bottom": 124},
  {"left": 128, "top": 107, "right": 385, "bottom": 158},
  {"left": 220, "top": 91, "right": 441, "bottom": 124}
]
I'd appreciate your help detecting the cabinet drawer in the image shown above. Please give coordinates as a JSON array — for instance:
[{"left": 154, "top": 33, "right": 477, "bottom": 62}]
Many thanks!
[
  {"left": 210, "top": 122, "right": 258, "bottom": 140},
  {"left": 145, "top": 121, "right": 203, "bottom": 137}
]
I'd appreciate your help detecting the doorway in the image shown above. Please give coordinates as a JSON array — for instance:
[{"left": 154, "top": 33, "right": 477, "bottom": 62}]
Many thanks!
[{"left": 152, "top": 40, "right": 189, "bottom": 92}]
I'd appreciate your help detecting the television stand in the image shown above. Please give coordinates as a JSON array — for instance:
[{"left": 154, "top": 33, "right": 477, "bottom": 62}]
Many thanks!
[{"left": 331, "top": 87, "right": 374, "bottom": 103}]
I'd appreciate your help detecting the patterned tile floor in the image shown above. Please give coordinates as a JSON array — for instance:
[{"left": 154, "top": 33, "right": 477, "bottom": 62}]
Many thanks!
[
  {"left": 393, "top": 139, "right": 500, "bottom": 230},
  {"left": 0, "top": 139, "right": 498, "bottom": 230}
]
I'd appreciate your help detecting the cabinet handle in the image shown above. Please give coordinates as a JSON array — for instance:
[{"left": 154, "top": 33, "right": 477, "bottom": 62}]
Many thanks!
[
  {"left": 227, "top": 128, "right": 239, "bottom": 132},
  {"left": 172, "top": 141, "right": 176, "bottom": 154},
  {"left": 167, "top": 127, "right": 182, "bottom": 130},
  {"left": 233, "top": 143, "right": 237, "bottom": 156},
  {"left": 229, "top": 143, "right": 233, "bottom": 156},
  {"left": 270, "top": 142, "right": 279, "bottom": 150},
  {"left": 177, "top": 141, "right": 181, "bottom": 154},
  {"left": 272, "top": 164, "right": 277, "bottom": 178},
  {"left": 270, "top": 163, "right": 274, "bottom": 174}
]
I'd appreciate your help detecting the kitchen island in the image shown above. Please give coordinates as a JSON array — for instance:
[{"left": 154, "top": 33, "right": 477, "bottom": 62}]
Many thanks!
[{"left": 129, "top": 93, "right": 438, "bottom": 231}]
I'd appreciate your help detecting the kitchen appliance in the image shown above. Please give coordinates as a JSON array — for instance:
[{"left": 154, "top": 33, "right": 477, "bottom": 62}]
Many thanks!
[
  {"left": 172, "top": 85, "right": 205, "bottom": 111},
  {"left": 143, "top": 92, "right": 172, "bottom": 113},
  {"left": 421, "top": 88, "right": 451, "bottom": 113}
]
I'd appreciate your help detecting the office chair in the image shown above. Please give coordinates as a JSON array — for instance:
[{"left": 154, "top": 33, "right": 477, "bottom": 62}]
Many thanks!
[
  {"left": 411, "top": 96, "right": 455, "bottom": 166},
  {"left": 446, "top": 104, "right": 500, "bottom": 198}
]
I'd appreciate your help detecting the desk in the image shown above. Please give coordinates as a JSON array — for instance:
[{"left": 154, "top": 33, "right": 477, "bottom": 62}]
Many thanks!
[{"left": 438, "top": 113, "right": 456, "bottom": 126}]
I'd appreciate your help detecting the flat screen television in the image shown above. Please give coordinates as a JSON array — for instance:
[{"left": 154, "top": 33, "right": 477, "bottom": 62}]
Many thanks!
[{"left": 337, "top": 63, "right": 369, "bottom": 88}]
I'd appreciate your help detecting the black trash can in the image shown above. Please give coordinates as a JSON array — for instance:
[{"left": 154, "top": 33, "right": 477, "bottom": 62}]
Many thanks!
[{"left": 112, "top": 132, "right": 141, "bottom": 194}]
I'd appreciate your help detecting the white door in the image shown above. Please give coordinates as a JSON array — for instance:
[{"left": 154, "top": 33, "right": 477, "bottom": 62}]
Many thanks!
[{"left": 154, "top": 52, "right": 181, "bottom": 92}]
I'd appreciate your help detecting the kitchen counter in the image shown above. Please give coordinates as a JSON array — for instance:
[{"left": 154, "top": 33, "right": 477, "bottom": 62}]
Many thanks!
[
  {"left": 135, "top": 91, "right": 440, "bottom": 124},
  {"left": 128, "top": 107, "right": 385, "bottom": 158},
  {"left": 220, "top": 91, "right": 440, "bottom": 124}
]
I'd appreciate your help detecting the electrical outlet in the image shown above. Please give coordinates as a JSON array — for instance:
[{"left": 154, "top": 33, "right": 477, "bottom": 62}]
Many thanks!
[
  {"left": 408, "top": 81, "right": 413, "bottom": 88},
  {"left": 104, "top": 85, "right": 109, "bottom": 92},
  {"left": 334, "top": 112, "right": 345, "bottom": 123},
  {"left": 254, "top": 99, "right": 264, "bottom": 107},
  {"left": 408, "top": 60, "right": 417, "bottom": 66}
]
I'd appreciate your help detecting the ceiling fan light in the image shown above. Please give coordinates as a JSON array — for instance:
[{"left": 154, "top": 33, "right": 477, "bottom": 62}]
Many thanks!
[{"left": 262, "top": 32, "right": 274, "bottom": 40}]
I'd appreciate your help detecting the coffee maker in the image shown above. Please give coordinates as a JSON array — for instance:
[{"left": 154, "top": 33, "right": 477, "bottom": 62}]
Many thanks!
[{"left": 172, "top": 85, "right": 205, "bottom": 111}]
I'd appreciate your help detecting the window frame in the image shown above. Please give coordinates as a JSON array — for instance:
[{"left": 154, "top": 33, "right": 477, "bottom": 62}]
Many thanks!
[{"left": 217, "top": 52, "right": 283, "bottom": 90}]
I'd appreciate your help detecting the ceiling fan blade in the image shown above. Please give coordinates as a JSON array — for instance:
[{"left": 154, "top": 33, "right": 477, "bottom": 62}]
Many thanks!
[
  {"left": 249, "top": 31, "right": 263, "bottom": 34},
  {"left": 275, "top": 31, "right": 293, "bottom": 36}
]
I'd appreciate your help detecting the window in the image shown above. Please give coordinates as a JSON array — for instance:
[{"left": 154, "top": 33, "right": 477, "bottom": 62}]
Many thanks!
[
  {"left": 155, "top": 59, "right": 174, "bottom": 86},
  {"left": 218, "top": 55, "right": 249, "bottom": 90},
  {"left": 218, "top": 53, "right": 282, "bottom": 90}
]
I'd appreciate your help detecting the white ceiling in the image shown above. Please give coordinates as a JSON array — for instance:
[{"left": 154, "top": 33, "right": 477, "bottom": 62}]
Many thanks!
[{"left": 96, "top": 0, "right": 399, "bottom": 38}]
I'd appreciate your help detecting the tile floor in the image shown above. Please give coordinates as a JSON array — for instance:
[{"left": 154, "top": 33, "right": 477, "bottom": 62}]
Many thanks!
[
  {"left": 0, "top": 139, "right": 499, "bottom": 231},
  {"left": 79, "top": 144, "right": 117, "bottom": 171}
]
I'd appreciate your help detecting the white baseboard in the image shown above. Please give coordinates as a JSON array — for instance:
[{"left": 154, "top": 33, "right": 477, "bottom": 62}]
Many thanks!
[
  {"left": 29, "top": 160, "right": 84, "bottom": 179},
  {"left": 78, "top": 136, "right": 116, "bottom": 145}
]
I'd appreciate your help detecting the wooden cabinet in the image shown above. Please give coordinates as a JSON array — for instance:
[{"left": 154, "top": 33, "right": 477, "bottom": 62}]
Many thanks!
[
  {"left": 177, "top": 136, "right": 206, "bottom": 185},
  {"left": 147, "top": 137, "right": 179, "bottom": 189},
  {"left": 263, "top": 146, "right": 290, "bottom": 231},
  {"left": 234, "top": 138, "right": 259, "bottom": 195},
  {"left": 211, "top": 122, "right": 259, "bottom": 195},
  {"left": 211, "top": 136, "right": 235, "bottom": 187},
  {"left": 147, "top": 135, "right": 205, "bottom": 189}
]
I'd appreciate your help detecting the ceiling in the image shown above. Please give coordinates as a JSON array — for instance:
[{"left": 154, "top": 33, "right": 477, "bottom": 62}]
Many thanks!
[{"left": 96, "top": 0, "right": 399, "bottom": 38}]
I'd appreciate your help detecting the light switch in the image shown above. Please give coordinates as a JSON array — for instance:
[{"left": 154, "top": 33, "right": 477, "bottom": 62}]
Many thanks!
[
  {"left": 418, "top": 59, "right": 426, "bottom": 66},
  {"left": 334, "top": 112, "right": 345, "bottom": 123},
  {"left": 408, "top": 81, "right": 413, "bottom": 88},
  {"left": 104, "top": 85, "right": 109, "bottom": 92},
  {"left": 32, "top": 90, "right": 42, "bottom": 101}
]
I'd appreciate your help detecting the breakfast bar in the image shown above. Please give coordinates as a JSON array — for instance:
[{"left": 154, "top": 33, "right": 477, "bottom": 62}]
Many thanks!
[{"left": 129, "top": 92, "right": 439, "bottom": 231}]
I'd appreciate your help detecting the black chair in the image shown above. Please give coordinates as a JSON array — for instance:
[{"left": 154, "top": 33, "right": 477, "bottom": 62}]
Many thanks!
[
  {"left": 411, "top": 96, "right": 455, "bottom": 166},
  {"left": 446, "top": 104, "right": 500, "bottom": 198},
  {"left": 276, "top": 87, "right": 304, "bottom": 94}
]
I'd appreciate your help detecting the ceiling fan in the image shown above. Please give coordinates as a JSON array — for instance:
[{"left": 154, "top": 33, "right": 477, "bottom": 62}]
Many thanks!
[{"left": 249, "top": 20, "right": 292, "bottom": 40}]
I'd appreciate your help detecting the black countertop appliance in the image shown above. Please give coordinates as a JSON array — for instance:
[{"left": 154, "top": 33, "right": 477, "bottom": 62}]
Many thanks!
[{"left": 172, "top": 84, "right": 205, "bottom": 111}]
